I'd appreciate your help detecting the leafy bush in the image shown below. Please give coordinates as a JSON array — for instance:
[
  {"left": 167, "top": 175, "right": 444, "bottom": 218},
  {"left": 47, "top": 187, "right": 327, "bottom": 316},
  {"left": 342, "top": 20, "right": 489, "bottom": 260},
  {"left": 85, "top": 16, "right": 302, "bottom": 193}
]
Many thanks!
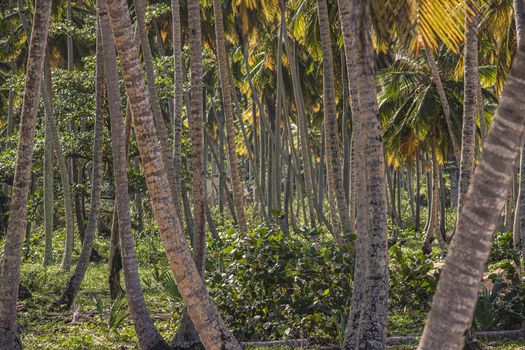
[
  {"left": 388, "top": 245, "right": 440, "bottom": 311},
  {"left": 206, "top": 225, "right": 353, "bottom": 342}
]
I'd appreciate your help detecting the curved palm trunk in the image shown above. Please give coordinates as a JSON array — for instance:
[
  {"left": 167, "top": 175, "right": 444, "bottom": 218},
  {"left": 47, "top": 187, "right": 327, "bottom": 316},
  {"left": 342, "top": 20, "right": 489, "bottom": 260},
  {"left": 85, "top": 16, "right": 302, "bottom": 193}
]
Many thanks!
[
  {"left": 104, "top": 0, "right": 241, "bottom": 347},
  {"left": 0, "top": 0, "right": 52, "bottom": 347},
  {"left": 340, "top": 1, "right": 389, "bottom": 348},
  {"left": 133, "top": 0, "right": 179, "bottom": 205},
  {"left": 50, "top": 27, "right": 105, "bottom": 310},
  {"left": 317, "top": 0, "right": 352, "bottom": 238},
  {"left": 97, "top": 1, "right": 170, "bottom": 348},
  {"left": 212, "top": 0, "right": 248, "bottom": 232},
  {"left": 457, "top": 3, "right": 478, "bottom": 217},
  {"left": 424, "top": 44, "right": 461, "bottom": 162},
  {"left": 417, "top": 27, "right": 525, "bottom": 350},
  {"left": 41, "top": 53, "right": 76, "bottom": 270}
]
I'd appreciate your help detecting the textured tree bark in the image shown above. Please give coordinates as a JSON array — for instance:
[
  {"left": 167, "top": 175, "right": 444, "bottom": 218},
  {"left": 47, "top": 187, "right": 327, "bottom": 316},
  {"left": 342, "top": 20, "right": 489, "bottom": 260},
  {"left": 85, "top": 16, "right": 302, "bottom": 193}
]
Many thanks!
[
  {"left": 98, "top": 1, "right": 170, "bottom": 348},
  {"left": 104, "top": 0, "right": 241, "bottom": 346},
  {"left": 212, "top": 0, "right": 248, "bottom": 232},
  {"left": 340, "top": 1, "right": 389, "bottom": 349},
  {"left": 457, "top": 3, "right": 478, "bottom": 216},
  {"left": 418, "top": 22, "right": 525, "bottom": 350},
  {"left": 171, "top": 0, "right": 183, "bottom": 218},
  {"left": 133, "top": 0, "right": 179, "bottom": 205},
  {"left": 317, "top": 0, "right": 353, "bottom": 238},
  {"left": 50, "top": 27, "right": 105, "bottom": 310},
  {"left": 0, "top": 0, "right": 52, "bottom": 347}
]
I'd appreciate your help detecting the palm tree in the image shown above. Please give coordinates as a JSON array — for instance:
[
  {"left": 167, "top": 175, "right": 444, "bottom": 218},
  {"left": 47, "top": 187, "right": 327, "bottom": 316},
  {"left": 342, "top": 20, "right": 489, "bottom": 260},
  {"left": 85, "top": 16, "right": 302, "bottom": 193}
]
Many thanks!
[
  {"left": 41, "top": 53, "right": 76, "bottom": 271},
  {"left": 418, "top": 24, "right": 525, "bottom": 350},
  {"left": 0, "top": 0, "right": 53, "bottom": 347},
  {"left": 457, "top": 1, "right": 479, "bottom": 217},
  {"left": 171, "top": 0, "right": 184, "bottom": 217},
  {"left": 316, "top": 0, "right": 352, "bottom": 237},
  {"left": 104, "top": 0, "right": 241, "bottom": 346},
  {"left": 212, "top": 0, "right": 248, "bottom": 233},
  {"left": 50, "top": 25, "right": 105, "bottom": 310},
  {"left": 340, "top": 0, "right": 389, "bottom": 348},
  {"left": 97, "top": 0, "right": 170, "bottom": 347}
]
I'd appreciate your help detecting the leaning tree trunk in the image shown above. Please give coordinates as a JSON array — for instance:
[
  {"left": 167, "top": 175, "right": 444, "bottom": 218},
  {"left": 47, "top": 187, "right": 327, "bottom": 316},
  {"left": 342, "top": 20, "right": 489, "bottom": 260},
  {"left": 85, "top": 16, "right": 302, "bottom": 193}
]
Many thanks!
[
  {"left": 212, "top": 0, "right": 248, "bottom": 232},
  {"left": 317, "top": 0, "right": 352, "bottom": 238},
  {"left": 457, "top": 2, "right": 478, "bottom": 217},
  {"left": 340, "top": 0, "right": 389, "bottom": 349},
  {"left": 417, "top": 19, "right": 525, "bottom": 350},
  {"left": 133, "top": 0, "right": 178, "bottom": 203},
  {"left": 98, "top": 1, "right": 170, "bottom": 348},
  {"left": 50, "top": 26, "right": 105, "bottom": 310},
  {"left": 511, "top": 0, "right": 525, "bottom": 258},
  {"left": 0, "top": 0, "right": 52, "bottom": 347},
  {"left": 104, "top": 0, "right": 241, "bottom": 347},
  {"left": 41, "top": 52, "right": 76, "bottom": 271},
  {"left": 424, "top": 44, "right": 461, "bottom": 162}
]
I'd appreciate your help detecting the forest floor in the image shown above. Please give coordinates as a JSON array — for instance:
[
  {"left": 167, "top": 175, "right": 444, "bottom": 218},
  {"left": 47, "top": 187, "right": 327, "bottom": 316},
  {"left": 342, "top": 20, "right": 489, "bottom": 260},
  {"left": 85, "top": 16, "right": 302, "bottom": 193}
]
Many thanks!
[
  {"left": 16, "top": 261, "right": 525, "bottom": 349},
  {"left": 10, "top": 221, "right": 525, "bottom": 349}
]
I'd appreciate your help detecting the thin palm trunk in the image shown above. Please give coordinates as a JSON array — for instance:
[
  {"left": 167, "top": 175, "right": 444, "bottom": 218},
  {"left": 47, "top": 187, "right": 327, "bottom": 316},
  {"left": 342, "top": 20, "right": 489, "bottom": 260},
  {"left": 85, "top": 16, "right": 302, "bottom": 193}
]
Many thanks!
[
  {"left": 317, "top": 0, "right": 352, "bottom": 238},
  {"left": 0, "top": 0, "right": 52, "bottom": 347},
  {"left": 42, "top": 54, "right": 76, "bottom": 271},
  {"left": 418, "top": 24, "right": 525, "bottom": 350},
  {"left": 171, "top": 0, "right": 183, "bottom": 216},
  {"left": 212, "top": 0, "right": 248, "bottom": 232},
  {"left": 104, "top": 0, "right": 241, "bottom": 346},
  {"left": 43, "top": 96, "right": 54, "bottom": 266},
  {"left": 457, "top": 2, "right": 478, "bottom": 216},
  {"left": 424, "top": 44, "right": 461, "bottom": 162},
  {"left": 281, "top": 13, "right": 318, "bottom": 227},
  {"left": 50, "top": 27, "right": 105, "bottom": 310}
]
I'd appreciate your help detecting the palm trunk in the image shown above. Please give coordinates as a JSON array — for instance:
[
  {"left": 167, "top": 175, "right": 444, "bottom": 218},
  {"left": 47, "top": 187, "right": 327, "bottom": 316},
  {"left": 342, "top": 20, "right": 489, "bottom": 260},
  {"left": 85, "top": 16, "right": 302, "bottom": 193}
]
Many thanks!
[
  {"left": 212, "top": 0, "right": 248, "bottom": 232},
  {"left": 422, "top": 137, "right": 442, "bottom": 255},
  {"left": 317, "top": 0, "right": 352, "bottom": 238},
  {"left": 97, "top": 1, "right": 169, "bottom": 347},
  {"left": 104, "top": 0, "right": 241, "bottom": 346},
  {"left": 171, "top": 0, "right": 183, "bottom": 217},
  {"left": 43, "top": 96, "right": 54, "bottom": 266},
  {"left": 457, "top": 2, "right": 478, "bottom": 216},
  {"left": 512, "top": 0, "right": 525, "bottom": 257},
  {"left": 280, "top": 16, "right": 318, "bottom": 227},
  {"left": 0, "top": 0, "right": 52, "bottom": 347},
  {"left": 50, "top": 27, "right": 105, "bottom": 310},
  {"left": 424, "top": 44, "right": 461, "bottom": 162},
  {"left": 417, "top": 22, "right": 525, "bottom": 350},
  {"left": 42, "top": 52, "right": 76, "bottom": 271},
  {"left": 340, "top": 1, "right": 389, "bottom": 348},
  {"left": 133, "top": 0, "right": 178, "bottom": 203}
]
